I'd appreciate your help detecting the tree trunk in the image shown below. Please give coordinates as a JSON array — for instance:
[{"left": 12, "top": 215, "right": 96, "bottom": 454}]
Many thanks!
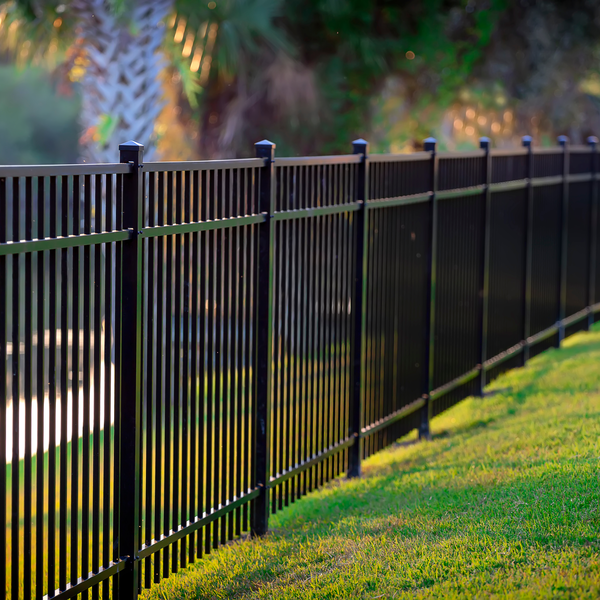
[{"left": 72, "top": 0, "right": 172, "bottom": 163}]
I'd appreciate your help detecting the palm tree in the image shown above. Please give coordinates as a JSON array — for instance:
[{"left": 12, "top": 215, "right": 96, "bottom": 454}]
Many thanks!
[{"left": 0, "top": 0, "right": 290, "bottom": 161}]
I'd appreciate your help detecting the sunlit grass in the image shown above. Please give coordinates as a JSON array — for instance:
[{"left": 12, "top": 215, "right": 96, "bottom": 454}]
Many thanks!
[{"left": 142, "top": 323, "right": 600, "bottom": 599}]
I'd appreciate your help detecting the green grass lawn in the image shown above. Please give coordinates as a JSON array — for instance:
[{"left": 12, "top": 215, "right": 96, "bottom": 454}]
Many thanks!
[{"left": 142, "top": 323, "right": 600, "bottom": 599}]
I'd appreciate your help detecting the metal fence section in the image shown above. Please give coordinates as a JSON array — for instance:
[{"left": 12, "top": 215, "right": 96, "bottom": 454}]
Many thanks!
[{"left": 1, "top": 134, "right": 600, "bottom": 599}]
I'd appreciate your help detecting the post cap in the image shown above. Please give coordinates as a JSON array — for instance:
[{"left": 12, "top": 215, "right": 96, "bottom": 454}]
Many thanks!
[
  {"left": 557, "top": 135, "right": 569, "bottom": 147},
  {"left": 521, "top": 135, "right": 532, "bottom": 147},
  {"left": 352, "top": 138, "right": 369, "bottom": 154},
  {"left": 119, "top": 140, "right": 144, "bottom": 151},
  {"left": 423, "top": 137, "right": 437, "bottom": 151},
  {"left": 588, "top": 136, "right": 599, "bottom": 146},
  {"left": 255, "top": 139, "right": 276, "bottom": 148},
  {"left": 255, "top": 139, "right": 275, "bottom": 159},
  {"left": 479, "top": 136, "right": 491, "bottom": 149}
]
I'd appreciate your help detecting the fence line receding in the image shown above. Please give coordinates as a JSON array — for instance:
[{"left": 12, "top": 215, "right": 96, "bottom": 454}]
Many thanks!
[{"left": 1, "top": 134, "right": 599, "bottom": 599}]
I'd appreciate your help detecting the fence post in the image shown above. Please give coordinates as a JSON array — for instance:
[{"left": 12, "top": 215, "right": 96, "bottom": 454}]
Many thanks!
[
  {"left": 558, "top": 135, "right": 569, "bottom": 344},
  {"left": 522, "top": 135, "right": 533, "bottom": 364},
  {"left": 348, "top": 138, "right": 369, "bottom": 478},
  {"left": 588, "top": 136, "right": 598, "bottom": 328},
  {"left": 251, "top": 140, "right": 275, "bottom": 536},
  {"left": 421, "top": 137, "right": 437, "bottom": 440},
  {"left": 118, "top": 141, "right": 144, "bottom": 598},
  {"left": 477, "top": 137, "right": 492, "bottom": 396}
]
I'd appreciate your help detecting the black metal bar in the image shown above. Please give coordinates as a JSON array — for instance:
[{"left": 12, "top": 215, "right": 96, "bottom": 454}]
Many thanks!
[
  {"left": 118, "top": 141, "right": 144, "bottom": 599},
  {"left": 102, "top": 173, "right": 113, "bottom": 598},
  {"left": 558, "top": 136, "right": 570, "bottom": 344},
  {"left": 588, "top": 137, "right": 598, "bottom": 328},
  {"left": 421, "top": 137, "right": 438, "bottom": 440},
  {"left": 348, "top": 139, "right": 368, "bottom": 478},
  {"left": 477, "top": 137, "right": 492, "bottom": 395},
  {"left": 92, "top": 174, "right": 103, "bottom": 600},
  {"left": 0, "top": 174, "right": 6, "bottom": 599},
  {"left": 82, "top": 173, "right": 92, "bottom": 600},
  {"left": 38, "top": 176, "right": 49, "bottom": 598},
  {"left": 71, "top": 175, "right": 80, "bottom": 590},
  {"left": 154, "top": 171, "right": 165, "bottom": 583},
  {"left": 522, "top": 136, "right": 534, "bottom": 363},
  {"left": 251, "top": 141, "right": 275, "bottom": 536},
  {"left": 172, "top": 171, "right": 182, "bottom": 569},
  {"left": 164, "top": 170, "right": 173, "bottom": 570},
  {"left": 11, "top": 176, "right": 21, "bottom": 600},
  {"left": 59, "top": 176, "right": 69, "bottom": 590},
  {"left": 24, "top": 177, "right": 33, "bottom": 600}
]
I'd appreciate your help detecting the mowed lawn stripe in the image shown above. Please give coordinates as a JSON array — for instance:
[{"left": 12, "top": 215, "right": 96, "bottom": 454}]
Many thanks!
[{"left": 143, "top": 324, "right": 600, "bottom": 600}]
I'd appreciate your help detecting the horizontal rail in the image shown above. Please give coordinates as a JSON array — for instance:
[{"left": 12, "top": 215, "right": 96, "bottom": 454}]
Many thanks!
[
  {"left": 143, "top": 158, "right": 264, "bottom": 172},
  {"left": 562, "top": 307, "right": 591, "bottom": 328},
  {"left": 532, "top": 175, "right": 563, "bottom": 188},
  {"left": 527, "top": 324, "right": 559, "bottom": 345},
  {"left": 0, "top": 162, "right": 132, "bottom": 177},
  {"left": 567, "top": 173, "right": 593, "bottom": 184},
  {"left": 532, "top": 147, "right": 563, "bottom": 155},
  {"left": 0, "top": 230, "right": 132, "bottom": 256},
  {"left": 490, "top": 148, "right": 529, "bottom": 157},
  {"left": 366, "top": 194, "right": 430, "bottom": 209},
  {"left": 430, "top": 367, "right": 480, "bottom": 401},
  {"left": 44, "top": 561, "right": 126, "bottom": 600},
  {"left": 490, "top": 180, "right": 527, "bottom": 193},
  {"left": 361, "top": 397, "right": 426, "bottom": 438},
  {"left": 138, "top": 488, "right": 261, "bottom": 560},
  {"left": 275, "top": 154, "right": 362, "bottom": 167},
  {"left": 483, "top": 342, "right": 525, "bottom": 371},
  {"left": 269, "top": 437, "right": 356, "bottom": 487},
  {"left": 369, "top": 151, "right": 430, "bottom": 163},
  {"left": 142, "top": 214, "right": 266, "bottom": 237},
  {"left": 436, "top": 185, "right": 486, "bottom": 200},
  {"left": 272, "top": 203, "right": 360, "bottom": 221},
  {"left": 438, "top": 149, "right": 487, "bottom": 159}
]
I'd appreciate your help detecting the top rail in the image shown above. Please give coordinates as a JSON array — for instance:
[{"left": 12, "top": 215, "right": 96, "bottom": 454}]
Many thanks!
[
  {"left": 143, "top": 157, "right": 265, "bottom": 172},
  {"left": 490, "top": 148, "right": 529, "bottom": 157},
  {"left": 275, "top": 154, "right": 362, "bottom": 167},
  {"left": 369, "top": 151, "right": 430, "bottom": 163},
  {"left": 438, "top": 149, "right": 487, "bottom": 159},
  {"left": 0, "top": 162, "right": 133, "bottom": 177}
]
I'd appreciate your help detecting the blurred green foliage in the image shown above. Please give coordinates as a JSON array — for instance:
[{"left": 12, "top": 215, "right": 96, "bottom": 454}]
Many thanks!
[{"left": 0, "top": 64, "right": 79, "bottom": 164}]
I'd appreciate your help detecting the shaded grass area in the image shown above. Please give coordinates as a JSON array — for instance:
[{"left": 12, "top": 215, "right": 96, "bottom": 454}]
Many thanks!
[{"left": 143, "top": 324, "right": 600, "bottom": 599}]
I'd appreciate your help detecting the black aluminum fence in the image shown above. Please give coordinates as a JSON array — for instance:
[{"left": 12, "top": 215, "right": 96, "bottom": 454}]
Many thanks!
[{"left": 1, "top": 134, "right": 599, "bottom": 599}]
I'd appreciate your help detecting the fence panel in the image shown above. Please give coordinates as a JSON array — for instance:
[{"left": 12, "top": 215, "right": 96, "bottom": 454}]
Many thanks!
[
  {"left": 2, "top": 135, "right": 600, "bottom": 599},
  {"left": 485, "top": 188, "right": 528, "bottom": 383},
  {"left": 529, "top": 183, "right": 562, "bottom": 356},
  {"left": 0, "top": 164, "right": 129, "bottom": 599},
  {"left": 269, "top": 158, "right": 358, "bottom": 513},
  {"left": 137, "top": 160, "right": 263, "bottom": 593}
]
